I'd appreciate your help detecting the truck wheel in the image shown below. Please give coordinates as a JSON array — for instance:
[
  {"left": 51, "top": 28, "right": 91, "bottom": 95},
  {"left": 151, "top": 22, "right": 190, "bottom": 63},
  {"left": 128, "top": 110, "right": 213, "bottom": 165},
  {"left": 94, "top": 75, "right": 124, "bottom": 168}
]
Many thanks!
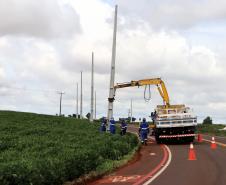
[
  {"left": 189, "top": 136, "right": 195, "bottom": 143},
  {"left": 155, "top": 135, "right": 161, "bottom": 144},
  {"left": 185, "top": 136, "right": 195, "bottom": 143}
]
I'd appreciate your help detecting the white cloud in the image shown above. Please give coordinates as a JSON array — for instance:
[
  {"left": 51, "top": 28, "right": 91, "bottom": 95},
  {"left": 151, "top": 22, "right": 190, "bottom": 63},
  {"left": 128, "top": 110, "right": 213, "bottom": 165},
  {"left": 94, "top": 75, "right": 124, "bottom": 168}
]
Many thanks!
[
  {"left": 0, "top": 0, "right": 226, "bottom": 123},
  {"left": 0, "top": 66, "right": 5, "bottom": 79},
  {"left": 0, "top": 0, "right": 81, "bottom": 38},
  {"left": 114, "top": 0, "right": 226, "bottom": 30}
]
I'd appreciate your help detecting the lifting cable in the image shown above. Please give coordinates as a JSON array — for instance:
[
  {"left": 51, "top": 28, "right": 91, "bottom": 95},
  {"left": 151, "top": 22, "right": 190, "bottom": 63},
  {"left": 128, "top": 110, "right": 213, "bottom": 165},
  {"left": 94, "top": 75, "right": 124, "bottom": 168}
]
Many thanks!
[{"left": 144, "top": 85, "right": 151, "bottom": 102}]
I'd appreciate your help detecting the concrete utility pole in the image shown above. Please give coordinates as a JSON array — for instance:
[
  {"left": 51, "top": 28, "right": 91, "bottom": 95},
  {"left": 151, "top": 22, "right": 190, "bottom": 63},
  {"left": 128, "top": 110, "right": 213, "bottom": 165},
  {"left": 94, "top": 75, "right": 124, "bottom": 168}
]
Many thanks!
[
  {"left": 128, "top": 109, "right": 131, "bottom": 118},
  {"left": 76, "top": 82, "right": 79, "bottom": 118},
  {"left": 58, "top": 91, "right": 65, "bottom": 116},
  {"left": 90, "top": 52, "right": 94, "bottom": 122},
  {"left": 130, "top": 99, "right": 133, "bottom": 122},
  {"left": 94, "top": 91, "right": 97, "bottom": 119},
  {"left": 80, "top": 71, "right": 83, "bottom": 119},
  {"left": 107, "top": 5, "right": 118, "bottom": 124}
]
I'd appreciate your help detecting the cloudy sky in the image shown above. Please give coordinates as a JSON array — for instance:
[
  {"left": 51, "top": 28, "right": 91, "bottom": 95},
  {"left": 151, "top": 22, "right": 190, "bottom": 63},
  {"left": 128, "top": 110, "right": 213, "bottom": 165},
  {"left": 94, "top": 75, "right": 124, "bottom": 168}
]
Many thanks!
[{"left": 0, "top": 0, "right": 226, "bottom": 123}]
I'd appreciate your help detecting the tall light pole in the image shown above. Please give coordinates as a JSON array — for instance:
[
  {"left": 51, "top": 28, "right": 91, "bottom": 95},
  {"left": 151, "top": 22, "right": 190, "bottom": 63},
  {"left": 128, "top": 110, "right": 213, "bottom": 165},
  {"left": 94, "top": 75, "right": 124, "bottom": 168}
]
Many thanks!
[
  {"left": 58, "top": 91, "right": 65, "bottom": 116},
  {"left": 107, "top": 5, "right": 118, "bottom": 124},
  {"left": 90, "top": 52, "right": 94, "bottom": 122},
  {"left": 80, "top": 71, "right": 83, "bottom": 119},
  {"left": 76, "top": 82, "right": 79, "bottom": 118}
]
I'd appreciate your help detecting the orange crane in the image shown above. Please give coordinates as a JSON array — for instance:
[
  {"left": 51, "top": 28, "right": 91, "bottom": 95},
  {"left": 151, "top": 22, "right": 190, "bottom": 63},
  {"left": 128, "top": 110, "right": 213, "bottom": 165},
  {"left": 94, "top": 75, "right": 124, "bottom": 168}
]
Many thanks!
[
  {"left": 112, "top": 77, "right": 197, "bottom": 143},
  {"left": 114, "top": 78, "right": 170, "bottom": 107}
]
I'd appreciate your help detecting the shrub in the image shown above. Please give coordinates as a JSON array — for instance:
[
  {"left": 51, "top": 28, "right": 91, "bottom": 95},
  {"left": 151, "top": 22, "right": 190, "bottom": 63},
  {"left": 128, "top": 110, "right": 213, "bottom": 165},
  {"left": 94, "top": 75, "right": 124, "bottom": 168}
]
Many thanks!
[
  {"left": 0, "top": 111, "right": 138, "bottom": 185},
  {"left": 203, "top": 116, "right": 213, "bottom": 124}
]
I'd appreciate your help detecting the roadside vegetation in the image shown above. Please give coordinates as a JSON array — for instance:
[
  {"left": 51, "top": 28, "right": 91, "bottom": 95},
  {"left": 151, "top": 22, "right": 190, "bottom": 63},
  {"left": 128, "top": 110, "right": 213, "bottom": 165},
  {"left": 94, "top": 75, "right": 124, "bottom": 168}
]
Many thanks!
[
  {"left": 197, "top": 124, "right": 226, "bottom": 136},
  {"left": 197, "top": 116, "right": 226, "bottom": 136},
  {"left": 0, "top": 111, "right": 138, "bottom": 185}
]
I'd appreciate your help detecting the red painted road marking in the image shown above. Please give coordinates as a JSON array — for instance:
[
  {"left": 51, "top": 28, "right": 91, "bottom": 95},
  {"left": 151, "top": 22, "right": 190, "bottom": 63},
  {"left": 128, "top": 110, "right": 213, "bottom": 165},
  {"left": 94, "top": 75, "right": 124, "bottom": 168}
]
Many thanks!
[
  {"left": 112, "top": 175, "right": 142, "bottom": 183},
  {"left": 143, "top": 145, "right": 172, "bottom": 185},
  {"left": 92, "top": 133, "right": 172, "bottom": 185},
  {"left": 96, "top": 175, "right": 143, "bottom": 184},
  {"left": 132, "top": 144, "right": 169, "bottom": 185}
]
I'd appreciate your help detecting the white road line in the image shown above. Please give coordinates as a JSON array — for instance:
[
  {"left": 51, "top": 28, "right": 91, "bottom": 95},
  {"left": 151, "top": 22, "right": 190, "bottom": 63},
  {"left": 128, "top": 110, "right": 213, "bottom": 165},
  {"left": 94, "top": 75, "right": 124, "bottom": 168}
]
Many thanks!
[
  {"left": 143, "top": 145, "right": 172, "bottom": 185},
  {"left": 202, "top": 134, "right": 226, "bottom": 139},
  {"left": 202, "top": 139, "right": 226, "bottom": 147},
  {"left": 129, "top": 129, "right": 173, "bottom": 185}
]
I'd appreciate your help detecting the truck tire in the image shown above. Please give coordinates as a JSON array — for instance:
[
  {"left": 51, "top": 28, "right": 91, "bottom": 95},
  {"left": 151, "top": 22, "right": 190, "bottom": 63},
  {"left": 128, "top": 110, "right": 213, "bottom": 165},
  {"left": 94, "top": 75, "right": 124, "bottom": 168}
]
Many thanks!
[
  {"left": 188, "top": 136, "right": 195, "bottom": 143},
  {"left": 183, "top": 136, "right": 194, "bottom": 143},
  {"left": 155, "top": 135, "right": 161, "bottom": 144}
]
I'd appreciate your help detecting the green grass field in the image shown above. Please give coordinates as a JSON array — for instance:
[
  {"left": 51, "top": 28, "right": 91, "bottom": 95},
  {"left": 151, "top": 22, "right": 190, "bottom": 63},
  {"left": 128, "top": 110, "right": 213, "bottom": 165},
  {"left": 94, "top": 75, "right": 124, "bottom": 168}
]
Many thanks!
[
  {"left": 0, "top": 111, "right": 138, "bottom": 185},
  {"left": 197, "top": 124, "right": 226, "bottom": 137}
]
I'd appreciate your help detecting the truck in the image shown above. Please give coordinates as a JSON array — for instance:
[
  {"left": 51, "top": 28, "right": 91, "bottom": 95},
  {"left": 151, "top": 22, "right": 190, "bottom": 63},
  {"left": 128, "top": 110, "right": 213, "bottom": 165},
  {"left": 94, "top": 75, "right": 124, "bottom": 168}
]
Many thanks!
[{"left": 113, "top": 77, "right": 197, "bottom": 143}]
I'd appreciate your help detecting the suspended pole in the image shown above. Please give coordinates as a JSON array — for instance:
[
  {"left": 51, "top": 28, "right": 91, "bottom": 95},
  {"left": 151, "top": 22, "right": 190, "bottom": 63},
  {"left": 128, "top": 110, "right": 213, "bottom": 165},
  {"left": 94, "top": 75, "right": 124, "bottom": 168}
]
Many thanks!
[
  {"left": 76, "top": 82, "right": 79, "bottom": 118},
  {"left": 107, "top": 5, "right": 118, "bottom": 125},
  {"left": 80, "top": 71, "right": 83, "bottom": 119},
  {"left": 130, "top": 99, "right": 133, "bottom": 122},
  {"left": 58, "top": 91, "right": 65, "bottom": 116},
  {"left": 94, "top": 91, "right": 97, "bottom": 119},
  {"left": 128, "top": 109, "right": 131, "bottom": 118},
  {"left": 90, "top": 52, "right": 94, "bottom": 122}
]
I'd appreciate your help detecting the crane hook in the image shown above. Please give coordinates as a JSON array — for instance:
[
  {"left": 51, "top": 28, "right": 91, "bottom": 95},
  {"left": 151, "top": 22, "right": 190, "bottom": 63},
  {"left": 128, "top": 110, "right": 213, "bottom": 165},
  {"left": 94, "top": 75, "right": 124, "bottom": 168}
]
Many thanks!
[{"left": 144, "top": 85, "right": 151, "bottom": 102}]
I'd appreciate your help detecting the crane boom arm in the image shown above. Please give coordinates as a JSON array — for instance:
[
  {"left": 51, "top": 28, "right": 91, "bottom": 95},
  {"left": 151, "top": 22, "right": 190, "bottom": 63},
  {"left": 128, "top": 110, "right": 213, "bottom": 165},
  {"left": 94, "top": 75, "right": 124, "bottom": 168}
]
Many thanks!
[{"left": 114, "top": 78, "right": 170, "bottom": 107}]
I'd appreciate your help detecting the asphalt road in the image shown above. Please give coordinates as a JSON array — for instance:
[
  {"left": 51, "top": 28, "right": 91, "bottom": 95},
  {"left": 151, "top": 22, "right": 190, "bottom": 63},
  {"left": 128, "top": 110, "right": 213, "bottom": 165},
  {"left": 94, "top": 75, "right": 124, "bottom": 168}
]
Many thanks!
[
  {"left": 202, "top": 134, "right": 226, "bottom": 146},
  {"left": 88, "top": 126, "right": 226, "bottom": 185},
  {"left": 151, "top": 141, "right": 226, "bottom": 185}
]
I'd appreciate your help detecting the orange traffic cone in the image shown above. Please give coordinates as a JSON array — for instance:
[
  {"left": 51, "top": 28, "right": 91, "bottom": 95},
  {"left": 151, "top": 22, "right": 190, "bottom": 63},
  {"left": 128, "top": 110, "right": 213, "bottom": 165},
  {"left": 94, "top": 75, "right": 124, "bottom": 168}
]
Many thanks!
[
  {"left": 188, "top": 143, "right": 197, "bottom": 160},
  {"left": 197, "top": 134, "right": 203, "bottom": 142},
  {"left": 211, "top": 136, "right": 217, "bottom": 149}
]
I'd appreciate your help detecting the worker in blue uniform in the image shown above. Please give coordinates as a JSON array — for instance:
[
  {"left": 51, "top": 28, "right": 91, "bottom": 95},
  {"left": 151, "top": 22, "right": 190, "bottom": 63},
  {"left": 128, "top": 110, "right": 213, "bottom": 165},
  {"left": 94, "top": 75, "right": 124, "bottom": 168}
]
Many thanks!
[
  {"left": 100, "top": 117, "right": 107, "bottom": 132},
  {"left": 120, "top": 119, "right": 127, "bottom": 136},
  {"left": 109, "top": 117, "right": 116, "bottom": 134},
  {"left": 139, "top": 118, "right": 149, "bottom": 145}
]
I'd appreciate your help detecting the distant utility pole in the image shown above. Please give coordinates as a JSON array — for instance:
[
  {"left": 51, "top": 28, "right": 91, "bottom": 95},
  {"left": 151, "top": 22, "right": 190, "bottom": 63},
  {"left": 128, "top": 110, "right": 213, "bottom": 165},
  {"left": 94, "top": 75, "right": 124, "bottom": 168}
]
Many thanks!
[
  {"left": 130, "top": 99, "right": 133, "bottom": 122},
  {"left": 90, "top": 52, "right": 94, "bottom": 122},
  {"left": 94, "top": 91, "right": 97, "bottom": 119},
  {"left": 107, "top": 5, "right": 118, "bottom": 124},
  {"left": 58, "top": 91, "right": 65, "bottom": 116},
  {"left": 128, "top": 109, "right": 131, "bottom": 118},
  {"left": 80, "top": 71, "right": 83, "bottom": 119},
  {"left": 76, "top": 82, "right": 79, "bottom": 118}
]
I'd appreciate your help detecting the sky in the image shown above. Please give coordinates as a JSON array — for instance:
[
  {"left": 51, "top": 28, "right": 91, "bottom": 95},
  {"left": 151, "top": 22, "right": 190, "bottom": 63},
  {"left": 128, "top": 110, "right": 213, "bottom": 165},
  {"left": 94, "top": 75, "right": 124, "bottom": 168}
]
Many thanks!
[{"left": 0, "top": 0, "right": 226, "bottom": 123}]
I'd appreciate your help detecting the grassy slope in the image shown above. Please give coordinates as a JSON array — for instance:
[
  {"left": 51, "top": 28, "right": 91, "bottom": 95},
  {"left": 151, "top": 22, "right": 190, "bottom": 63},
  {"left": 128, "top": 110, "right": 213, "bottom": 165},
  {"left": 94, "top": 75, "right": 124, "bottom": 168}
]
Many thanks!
[
  {"left": 197, "top": 124, "right": 226, "bottom": 137},
  {"left": 0, "top": 111, "right": 138, "bottom": 185}
]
